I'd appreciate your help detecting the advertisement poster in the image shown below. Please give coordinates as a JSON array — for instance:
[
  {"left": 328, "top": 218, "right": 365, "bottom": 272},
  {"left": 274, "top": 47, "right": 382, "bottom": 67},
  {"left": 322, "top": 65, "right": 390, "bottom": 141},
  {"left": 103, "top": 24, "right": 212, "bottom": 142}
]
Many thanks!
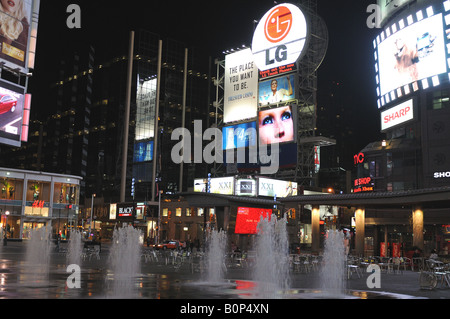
[
  {"left": 377, "top": 13, "right": 446, "bottom": 96},
  {"left": 0, "top": 0, "right": 33, "bottom": 72},
  {"left": 258, "top": 105, "right": 295, "bottom": 145},
  {"left": 133, "top": 140, "right": 153, "bottom": 162},
  {"left": 258, "top": 74, "right": 295, "bottom": 105},
  {"left": 0, "top": 79, "right": 25, "bottom": 147},
  {"left": 222, "top": 121, "right": 257, "bottom": 150},
  {"left": 235, "top": 207, "right": 272, "bottom": 234},
  {"left": 223, "top": 48, "right": 258, "bottom": 123}
]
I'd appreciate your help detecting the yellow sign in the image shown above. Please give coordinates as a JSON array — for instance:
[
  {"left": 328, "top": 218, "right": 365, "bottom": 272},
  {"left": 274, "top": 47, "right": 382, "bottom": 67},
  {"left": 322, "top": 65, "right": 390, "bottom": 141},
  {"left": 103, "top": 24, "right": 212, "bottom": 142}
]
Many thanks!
[{"left": 2, "top": 42, "right": 24, "bottom": 62}]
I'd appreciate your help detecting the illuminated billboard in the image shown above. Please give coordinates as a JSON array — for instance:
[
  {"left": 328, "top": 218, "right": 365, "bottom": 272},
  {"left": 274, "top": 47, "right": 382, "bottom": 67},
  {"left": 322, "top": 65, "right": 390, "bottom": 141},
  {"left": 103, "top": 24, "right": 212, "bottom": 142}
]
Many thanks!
[
  {"left": 133, "top": 140, "right": 153, "bottom": 162},
  {"left": 381, "top": 99, "right": 414, "bottom": 131},
  {"left": 252, "top": 3, "right": 308, "bottom": 72},
  {"left": 258, "top": 177, "right": 297, "bottom": 197},
  {"left": 193, "top": 177, "right": 234, "bottom": 195},
  {"left": 223, "top": 48, "right": 259, "bottom": 123},
  {"left": 0, "top": 0, "right": 34, "bottom": 73},
  {"left": 374, "top": 6, "right": 450, "bottom": 108},
  {"left": 235, "top": 207, "right": 272, "bottom": 234},
  {"left": 0, "top": 79, "right": 25, "bottom": 147},
  {"left": 258, "top": 74, "right": 295, "bottom": 106},
  {"left": 258, "top": 104, "right": 296, "bottom": 145},
  {"left": 135, "top": 77, "right": 156, "bottom": 140},
  {"left": 222, "top": 121, "right": 257, "bottom": 150},
  {"left": 235, "top": 178, "right": 257, "bottom": 196},
  {"left": 377, "top": 0, "right": 414, "bottom": 26}
]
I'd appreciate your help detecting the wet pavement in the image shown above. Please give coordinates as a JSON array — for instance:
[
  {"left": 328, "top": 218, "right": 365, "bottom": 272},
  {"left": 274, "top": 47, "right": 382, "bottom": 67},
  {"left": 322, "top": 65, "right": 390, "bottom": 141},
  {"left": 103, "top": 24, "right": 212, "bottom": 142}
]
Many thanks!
[{"left": 0, "top": 240, "right": 449, "bottom": 300}]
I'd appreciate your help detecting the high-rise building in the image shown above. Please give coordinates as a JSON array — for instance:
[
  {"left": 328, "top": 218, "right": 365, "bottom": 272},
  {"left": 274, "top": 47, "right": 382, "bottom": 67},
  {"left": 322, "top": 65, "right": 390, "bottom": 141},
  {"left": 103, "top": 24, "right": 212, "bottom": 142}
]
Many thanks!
[{"left": 0, "top": 29, "right": 211, "bottom": 204}]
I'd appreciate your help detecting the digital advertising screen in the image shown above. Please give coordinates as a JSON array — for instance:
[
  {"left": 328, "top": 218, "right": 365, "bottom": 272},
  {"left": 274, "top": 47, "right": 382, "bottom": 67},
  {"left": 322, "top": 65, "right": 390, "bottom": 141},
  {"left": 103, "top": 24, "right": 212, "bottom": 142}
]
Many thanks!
[
  {"left": 0, "top": 0, "right": 33, "bottom": 73},
  {"left": 235, "top": 178, "right": 257, "bottom": 196},
  {"left": 0, "top": 79, "right": 25, "bottom": 147},
  {"left": 258, "top": 74, "right": 295, "bottom": 106},
  {"left": 258, "top": 104, "right": 296, "bottom": 145},
  {"left": 374, "top": 4, "right": 450, "bottom": 108},
  {"left": 258, "top": 177, "right": 298, "bottom": 197},
  {"left": 235, "top": 207, "right": 273, "bottom": 234},
  {"left": 133, "top": 140, "right": 153, "bottom": 162},
  {"left": 222, "top": 121, "right": 257, "bottom": 150}
]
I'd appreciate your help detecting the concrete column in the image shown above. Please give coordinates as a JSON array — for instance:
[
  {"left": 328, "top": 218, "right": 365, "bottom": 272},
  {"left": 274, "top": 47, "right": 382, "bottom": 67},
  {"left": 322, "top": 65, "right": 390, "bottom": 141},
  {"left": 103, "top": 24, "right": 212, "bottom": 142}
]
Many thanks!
[
  {"left": 412, "top": 206, "right": 424, "bottom": 250},
  {"left": 311, "top": 205, "right": 320, "bottom": 253},
  {"left": 355, "top": 207, "right": 365, "bottom": 256}
]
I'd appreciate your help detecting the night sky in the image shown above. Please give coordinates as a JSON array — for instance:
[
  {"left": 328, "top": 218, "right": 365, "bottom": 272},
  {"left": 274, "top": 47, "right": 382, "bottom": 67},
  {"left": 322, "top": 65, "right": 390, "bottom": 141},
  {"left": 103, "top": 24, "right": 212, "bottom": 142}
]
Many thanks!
[{"left": 30, "top": 0, "right": 383, "bottom": 169}]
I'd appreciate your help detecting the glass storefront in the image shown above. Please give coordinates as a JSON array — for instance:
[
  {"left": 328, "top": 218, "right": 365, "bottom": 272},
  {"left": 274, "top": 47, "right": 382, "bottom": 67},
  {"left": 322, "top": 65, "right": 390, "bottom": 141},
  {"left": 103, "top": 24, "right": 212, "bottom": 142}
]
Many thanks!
[{"left": 0, "top": 168, "right": 82, "bottom": 240}]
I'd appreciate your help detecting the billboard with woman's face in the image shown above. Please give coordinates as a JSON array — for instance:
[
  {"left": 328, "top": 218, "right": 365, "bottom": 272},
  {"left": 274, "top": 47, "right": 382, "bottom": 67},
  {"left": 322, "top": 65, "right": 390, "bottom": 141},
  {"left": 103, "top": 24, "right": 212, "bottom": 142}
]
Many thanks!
[
  {"left": 0, "top": 0, "right": 32, "bottom": 72},
  {"left": 258, "top": 105, "right": 296, "bottom": 145}
]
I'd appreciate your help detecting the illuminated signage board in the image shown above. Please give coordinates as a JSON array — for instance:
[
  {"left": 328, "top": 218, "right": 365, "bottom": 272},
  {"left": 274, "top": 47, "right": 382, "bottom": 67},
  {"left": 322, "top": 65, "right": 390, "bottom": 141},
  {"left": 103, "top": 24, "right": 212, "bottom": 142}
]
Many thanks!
[
  {"left": 109, "top": 203, "right": 117, "bottom": 220},
  {"left": 0, "top": 0, "right": 34, "bottom": 73},
  {"left": 258, "top": 177, "right": 297, "bottom": 197},
  {"left": 381, "top": 99, "right": 414, "bottom": 131},
  {"left": 222, "top": 121, "right": 257, "bottom": 150},
  {"left": 374, "top": 7, "right": 449, "bottom": 108},
  {"left": 377, "top": 0, "right": 414, "bottom": 26},
  {"left": 209, "top": 176, "right": 234, "bottom": 195},
  {"left": 258, "top": 74, "right": 295, "bottom": 106},
  {"left": 133, "top": 140, "right": 153, "bottom": 162},
  {"left": 0, "top": 79, "right": 26, "bottom": 147},
  {"left": 354, "top": 152, "right": 365, "bottom": 165},
  {"left": 194, "top": 177, "right": 235, "bottom": 195},
  {"left": 235, "top": 178, "right": 257, "bottom": 196},
  {"left": 118, "top": 204, "right": 134, "bottom": 217},
  {"left": 224, "top": 48, "right": 259, "bottom": 123},
  {"left": 353, "top": 177, "right": 374, "bottom": 193},
  {"left": 259, "top": 63, "right": 296, "bottom": 79},
  {"left": 235, "top": 207, "right": 272, "bottom": 234},
  {"left": 136, "top": 77, "right": 156, "bottom": 140},
  {"left": 252, "top": 3, "right": 308, "bottom": 72},
  {"left": 258, "top": 104, "right": 296, "bottom": 145}
]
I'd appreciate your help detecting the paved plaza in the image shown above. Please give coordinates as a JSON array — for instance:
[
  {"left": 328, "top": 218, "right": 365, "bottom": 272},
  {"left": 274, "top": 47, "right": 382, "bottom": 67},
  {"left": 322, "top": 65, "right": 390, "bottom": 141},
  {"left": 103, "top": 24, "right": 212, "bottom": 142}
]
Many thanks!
[{"left": 0, "top": 240, "right": 449, "bottom": 300}]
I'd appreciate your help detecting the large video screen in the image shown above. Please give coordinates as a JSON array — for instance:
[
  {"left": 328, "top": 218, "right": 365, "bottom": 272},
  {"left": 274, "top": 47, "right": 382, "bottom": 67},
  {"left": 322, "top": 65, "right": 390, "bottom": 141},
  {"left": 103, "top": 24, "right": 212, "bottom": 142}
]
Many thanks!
[
  {"left": 258, "top": 74, "right": 295, "bottom": 106},
  {"left": 377, "top": 13, "right": 446, "bottom": 97},
  {"left": 222, "top": 121, "right": 257, "bottom": 150},
  {"left": 0, "top": 0, "right": 33, "bottom": 73},
  {"left": 374, "top": 5, "right": 450, "bottom": 108},
  {"left": 235, "top": 207, "right": 272, "bottom": 234},
  {"left": 258, "top": 104, "right": 296, "bottom": 145},
  {"left": 133, "top": 140, "right": 153, "bottom": 162},
  {"left": 0, "top": 79, "right": 25, "bottom": 147}
]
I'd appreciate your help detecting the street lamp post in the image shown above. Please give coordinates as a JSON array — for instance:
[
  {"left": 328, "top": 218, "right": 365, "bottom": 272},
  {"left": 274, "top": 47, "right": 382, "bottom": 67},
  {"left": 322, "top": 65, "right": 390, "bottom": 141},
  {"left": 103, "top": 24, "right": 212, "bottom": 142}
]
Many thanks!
[
  {"left": 157, "top": 190, "right": 162, "bottom": 245},
  {"left": 89, "top": 193, "right": 96, "bottom": 239},
  {"left": 3, "top": 211, "right": 9, "bottom": 246}
]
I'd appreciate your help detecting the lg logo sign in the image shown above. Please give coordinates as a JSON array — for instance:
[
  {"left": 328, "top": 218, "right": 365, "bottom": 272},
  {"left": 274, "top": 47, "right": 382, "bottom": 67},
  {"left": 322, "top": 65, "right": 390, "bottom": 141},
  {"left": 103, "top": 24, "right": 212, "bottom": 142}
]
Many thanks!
[{"left": 252, "top": 4, "right": 308, "bottom": 72}]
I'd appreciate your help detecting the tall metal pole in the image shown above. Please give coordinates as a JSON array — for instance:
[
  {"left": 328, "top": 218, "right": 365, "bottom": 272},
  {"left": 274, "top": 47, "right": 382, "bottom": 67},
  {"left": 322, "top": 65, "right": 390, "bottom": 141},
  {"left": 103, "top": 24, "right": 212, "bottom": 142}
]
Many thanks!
[
  {"left": 120, "top": 30, "right": 135, "bottom": 203},
  {"left": 179, "top": 48, "right": 188, "bottom": 192},
  {"left": 151, "top": 40, "right": 163, "bottom": 202}
]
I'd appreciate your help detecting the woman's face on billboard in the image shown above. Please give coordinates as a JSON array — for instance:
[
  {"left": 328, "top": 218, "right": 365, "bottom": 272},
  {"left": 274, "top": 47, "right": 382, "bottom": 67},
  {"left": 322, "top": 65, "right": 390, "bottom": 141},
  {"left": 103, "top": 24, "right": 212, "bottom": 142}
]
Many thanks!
[
  {"left": 258, "top": 106, "right": 294, "bottom": 145},
  {"left": 1, "top": 0, "right": 21, "bottom": 14}
]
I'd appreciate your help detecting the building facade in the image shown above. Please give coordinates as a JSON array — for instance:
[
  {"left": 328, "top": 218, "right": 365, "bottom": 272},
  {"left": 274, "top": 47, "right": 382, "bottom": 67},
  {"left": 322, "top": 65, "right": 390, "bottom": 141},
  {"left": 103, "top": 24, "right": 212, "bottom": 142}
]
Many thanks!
[
  {"left": 351, "top": 0, "right": 450, "bottom": 256},
  {"left": 0, "top": 167, "right": 81, "bottom": 240}
]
